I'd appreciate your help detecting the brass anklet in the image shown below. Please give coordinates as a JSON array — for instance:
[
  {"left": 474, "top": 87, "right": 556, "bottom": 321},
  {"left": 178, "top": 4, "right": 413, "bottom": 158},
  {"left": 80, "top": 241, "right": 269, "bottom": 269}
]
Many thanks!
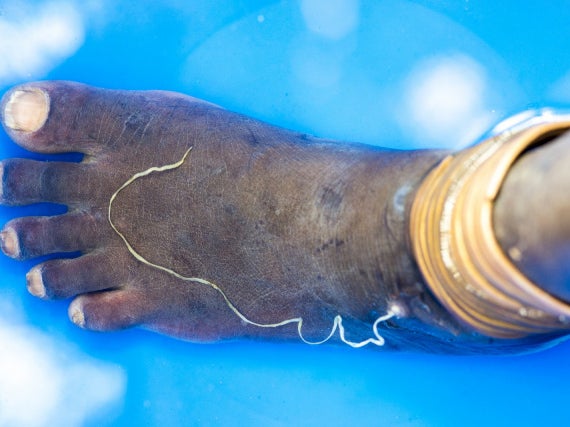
[{"left": 410, "top": 112, "right": 570, "bottom": 338}]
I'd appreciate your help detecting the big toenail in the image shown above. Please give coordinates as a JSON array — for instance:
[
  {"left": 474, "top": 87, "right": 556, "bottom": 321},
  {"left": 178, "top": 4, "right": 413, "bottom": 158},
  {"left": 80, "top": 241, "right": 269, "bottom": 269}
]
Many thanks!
[
  {"left": 26, "top": 267, "right": 46, "bottom": 298},
  {"left": 68, "top": 299, "right": 86, "bottom": 328},
  {"left": 3, "top": 88, "right": 49, "bottom": 132},
  {"left": 0, "top": 227, "right": 20, "bottom": 258}
]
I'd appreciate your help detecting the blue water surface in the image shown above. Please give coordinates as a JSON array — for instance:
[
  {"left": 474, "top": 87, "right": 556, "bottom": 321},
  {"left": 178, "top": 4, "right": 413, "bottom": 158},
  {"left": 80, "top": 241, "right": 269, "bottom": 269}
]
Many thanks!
[{"left": 1, "top": 1, "right": 570, "bottom": 426}]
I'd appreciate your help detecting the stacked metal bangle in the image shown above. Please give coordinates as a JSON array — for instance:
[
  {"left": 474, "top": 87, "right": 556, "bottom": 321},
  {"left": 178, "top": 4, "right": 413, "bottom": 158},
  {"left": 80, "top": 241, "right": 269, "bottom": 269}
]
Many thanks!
[{"left": 410, "top": 113, "right": 570, "bottom": 338}]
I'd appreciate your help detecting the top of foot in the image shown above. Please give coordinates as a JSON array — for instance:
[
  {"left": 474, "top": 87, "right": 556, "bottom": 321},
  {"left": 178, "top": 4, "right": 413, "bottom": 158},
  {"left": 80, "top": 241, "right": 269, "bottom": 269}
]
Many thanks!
[{"left": 1, "top": 81, "right": 543, "bottom": 353}]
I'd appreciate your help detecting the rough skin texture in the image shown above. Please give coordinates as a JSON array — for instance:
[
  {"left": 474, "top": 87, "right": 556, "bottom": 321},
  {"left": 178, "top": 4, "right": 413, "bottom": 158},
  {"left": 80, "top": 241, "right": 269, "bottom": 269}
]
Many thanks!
[{"left": 1, "top": 81, "right": 568, "bottom": 353}]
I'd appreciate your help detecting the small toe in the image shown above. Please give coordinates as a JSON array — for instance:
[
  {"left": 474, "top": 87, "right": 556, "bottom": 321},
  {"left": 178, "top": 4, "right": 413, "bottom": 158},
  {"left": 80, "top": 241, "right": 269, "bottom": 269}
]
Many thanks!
[
  {"left": 1, "top": 212, "right": 103, "bottom": 259},
  {"left": 69, "top": 290, "right": 151, "bottom": 331},
  {"left": 26, "top": 249, "right": 132, "bottom": 299},
  {"left": 0, "top": 159, "right": 95, "bottom": 206}
]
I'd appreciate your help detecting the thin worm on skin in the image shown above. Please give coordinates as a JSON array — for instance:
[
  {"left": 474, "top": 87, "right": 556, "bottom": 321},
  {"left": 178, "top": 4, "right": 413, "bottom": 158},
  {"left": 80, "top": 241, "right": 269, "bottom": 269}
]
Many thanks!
[{"left": 108, "top": 148, "right": 395, "bottom": 347}]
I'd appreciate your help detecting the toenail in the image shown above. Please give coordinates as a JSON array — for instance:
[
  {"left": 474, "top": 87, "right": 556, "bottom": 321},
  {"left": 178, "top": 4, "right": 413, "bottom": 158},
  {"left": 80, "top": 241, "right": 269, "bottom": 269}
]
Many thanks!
[
  {"left": 68, "top": 299, "right": 86, "bottom": 328},
  {"left": 26, "top": 267, "right": 46, "bottom": 298},
  {"left": 3, "top": 88, "right": 50, "bottom": 132},
  {"left": 0, "top": 227, "right": 20, "bottom": 258}
]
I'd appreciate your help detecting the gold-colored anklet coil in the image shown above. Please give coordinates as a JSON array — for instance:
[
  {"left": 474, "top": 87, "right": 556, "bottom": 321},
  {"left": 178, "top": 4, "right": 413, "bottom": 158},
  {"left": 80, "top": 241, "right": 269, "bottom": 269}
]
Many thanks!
[{"left": 410, "top": 113, "right": 570, "bottom": 338}]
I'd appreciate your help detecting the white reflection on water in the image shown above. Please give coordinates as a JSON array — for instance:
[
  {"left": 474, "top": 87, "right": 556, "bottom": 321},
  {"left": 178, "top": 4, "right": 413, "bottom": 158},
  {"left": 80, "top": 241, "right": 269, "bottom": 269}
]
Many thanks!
[
  {"left": 399, "top": 53, "right": 495, "bottom": 149},
  {"left": 0, "top": 297, "right": 125, "bottom": 427},
  {"left": 0, "top": 1, "right": 84, "bottom": 85},
  {"left": 300, "top": 0, "right": 360, "bottom": 40}
]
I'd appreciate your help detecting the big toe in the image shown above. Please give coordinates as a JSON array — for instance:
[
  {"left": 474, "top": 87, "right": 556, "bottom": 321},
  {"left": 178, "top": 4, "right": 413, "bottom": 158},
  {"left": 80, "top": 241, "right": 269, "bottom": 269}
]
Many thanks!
[
  {"left": 1, "top": 81, "right": 94, "bottom": 154},
  {"left": 1, "top": 81, "right": 147, "bottom": 155}
]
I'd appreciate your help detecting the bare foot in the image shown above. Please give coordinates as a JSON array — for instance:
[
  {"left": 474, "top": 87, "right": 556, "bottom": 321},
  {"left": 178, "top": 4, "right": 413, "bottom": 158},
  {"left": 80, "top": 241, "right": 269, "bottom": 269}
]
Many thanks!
[{"left": 1, "top": 81, "right": 568, "bottom": 354}]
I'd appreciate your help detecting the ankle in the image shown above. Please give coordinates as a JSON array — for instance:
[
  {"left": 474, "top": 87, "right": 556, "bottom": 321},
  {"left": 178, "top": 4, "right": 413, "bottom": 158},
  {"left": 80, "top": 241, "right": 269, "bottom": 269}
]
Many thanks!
[{"left": 323, "top": 147, "right": 448, "bottom": 323}]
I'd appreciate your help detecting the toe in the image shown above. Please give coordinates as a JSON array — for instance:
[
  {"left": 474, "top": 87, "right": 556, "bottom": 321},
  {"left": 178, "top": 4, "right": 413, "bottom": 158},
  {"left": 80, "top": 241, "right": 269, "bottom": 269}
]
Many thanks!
[
  {"left": 0, "top": 159, "right": 95, "bottom": 206},
  {"left": 0, "top": 81, "right": 183, "bottom": 155},
  {"left": 1, "top": 212, "right": 104, "bottom": 260},
  {"left": 1, "top": 81, "right": 103, "bottom": 154},
  {"left": 26, "top": 249, "right": 132, "bottom": 299},
  {"left": 68, "top": 290, "right": 151, "bottom": 331},
  {"left": 1, "top": 81, "right": 106, "bottom": 154}
]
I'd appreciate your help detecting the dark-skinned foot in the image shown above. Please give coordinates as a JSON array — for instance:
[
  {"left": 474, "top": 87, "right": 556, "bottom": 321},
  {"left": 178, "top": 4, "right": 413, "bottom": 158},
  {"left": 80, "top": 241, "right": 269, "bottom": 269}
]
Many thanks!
[{"left": 2, "top": 81, "right": 570, "bottom": 354}]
